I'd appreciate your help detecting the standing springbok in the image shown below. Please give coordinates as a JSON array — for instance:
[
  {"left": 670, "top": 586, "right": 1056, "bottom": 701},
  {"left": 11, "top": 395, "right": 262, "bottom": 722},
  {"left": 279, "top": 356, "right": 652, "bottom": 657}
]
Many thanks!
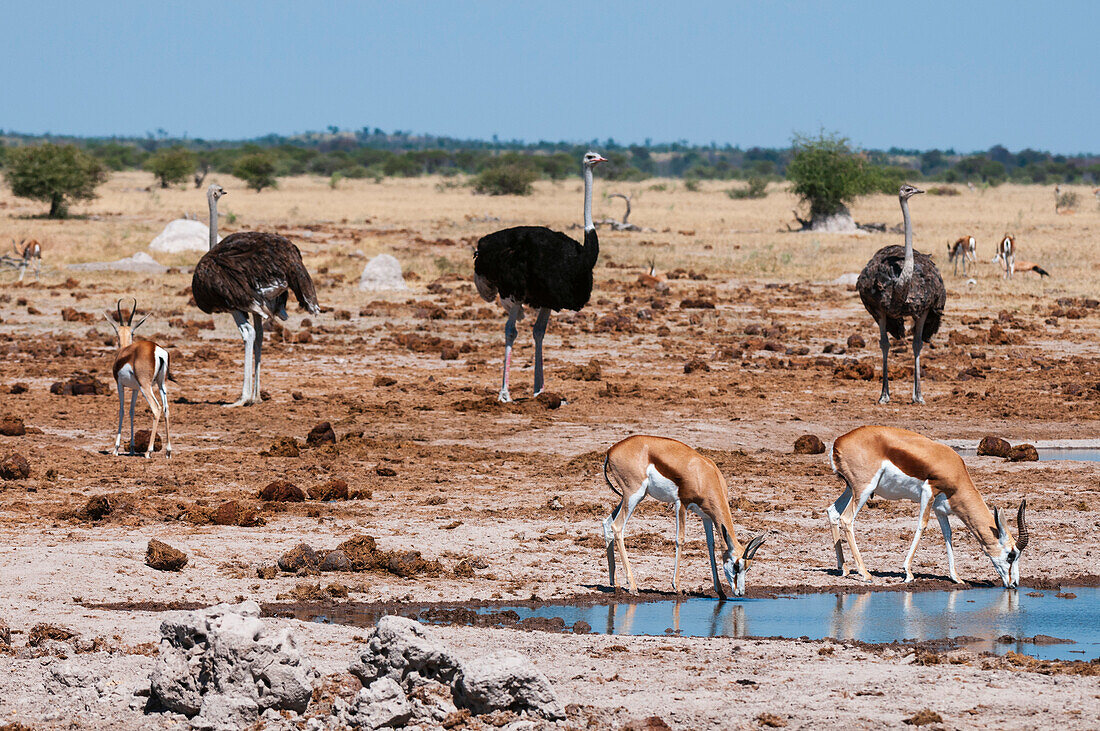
[
  {"left": 947, "top": 236, "right": 976, "bottom": 276},
  {"left": 992, "top": 234, "right": 1015, "bottom": 279},
  {"left": 826, "top": 426, "right": 1028, "bottom": 587},
  {"left": 602, "top": 435, "right": 767, "bottom": 598},
  {"left": 12, "top": 239, "right": 41, "bottom": 282},
  {"left": 104, "top": 298, "right": 172, "bottom": 459}
]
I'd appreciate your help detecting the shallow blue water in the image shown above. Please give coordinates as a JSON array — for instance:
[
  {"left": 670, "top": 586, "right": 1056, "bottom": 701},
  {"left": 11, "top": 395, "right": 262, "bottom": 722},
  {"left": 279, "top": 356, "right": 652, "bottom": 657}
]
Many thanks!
[
  {"left": 475, "top": 588, "right": 1098, "bottom": 661},
  {"left": 954, "top": 447, "right": 1100, "bottom": 462}
]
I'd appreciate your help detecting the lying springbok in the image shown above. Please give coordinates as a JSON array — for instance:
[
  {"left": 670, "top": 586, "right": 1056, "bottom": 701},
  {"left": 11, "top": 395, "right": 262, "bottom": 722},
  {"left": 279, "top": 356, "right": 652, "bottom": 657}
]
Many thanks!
[
  {"left": 602, "top": 435, "right": 766, "bottom": 598},
  {"left": 12, "top": 239, "right": 41, "bottom": 282},
  {"left": 104, "top": 298, "right": 172, "bottom": 458},
  {"left": 826, "top": 426, "right": 1028, "bottom": 587},
  {"left": 947, "top": 236, "right": 977, "bottom": 276}
]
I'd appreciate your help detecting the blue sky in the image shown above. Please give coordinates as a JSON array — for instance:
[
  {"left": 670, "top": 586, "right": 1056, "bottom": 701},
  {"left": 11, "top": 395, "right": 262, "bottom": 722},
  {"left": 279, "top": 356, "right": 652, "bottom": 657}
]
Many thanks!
[{"left": 2, "top": 1, "right": 1097, "bottom": 152}]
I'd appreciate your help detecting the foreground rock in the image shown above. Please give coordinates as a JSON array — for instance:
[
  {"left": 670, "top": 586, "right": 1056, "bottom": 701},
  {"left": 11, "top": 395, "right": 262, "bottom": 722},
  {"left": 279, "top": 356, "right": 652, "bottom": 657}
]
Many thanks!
[
  {"left": 0, "top": 415, "right": 26, "bottom": 436},
  {"left": 0, "top": 452, "right": 31, "bottom": 480},
  {"left": 146, "top": 539, "right": 188, "bottom": 571},
  {"left": 347, "top": 616, "right": 564, "bottom": 723},
  {"left": 149, "top": 600, "right": 315, "bottom": 725},
  {"left": 793, "top": 434, "right": 826, "bottom": 455},
  {"left": 1008, "top": 444, "right": 1039, "bottom": 462},
  {"left": 977, "top": 436, "right": 1012, "bottom": 458}
]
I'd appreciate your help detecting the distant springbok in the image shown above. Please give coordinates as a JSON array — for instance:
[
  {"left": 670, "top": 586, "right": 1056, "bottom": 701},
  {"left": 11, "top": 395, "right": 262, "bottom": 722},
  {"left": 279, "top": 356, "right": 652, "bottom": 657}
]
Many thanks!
[
  {"left": 104, "top": 298, "right": 173, "bottom": 459},
  {"left": 947, "top": 236, "right": 977, "bottom": 276},
  {"left": 11, "top": 239, "right": 41, "bottom": 282}
]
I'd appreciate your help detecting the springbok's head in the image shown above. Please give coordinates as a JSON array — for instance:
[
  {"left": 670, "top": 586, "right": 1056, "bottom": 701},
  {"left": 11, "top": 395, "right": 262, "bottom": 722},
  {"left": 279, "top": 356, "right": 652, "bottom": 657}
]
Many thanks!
[
  {"left": 723, "top": 533, "right": 767, "bottom": 597},
  {"left": 583, "top": 151, "right": 608, "bottom": 168},
  {"left": 103, "top": 297, "right": 148, "bottom": 348},
  {"left": 989, "top": 500, "right": 1029, "bottom": 588},
  {"left": 899, "top": 184, "right": 924, "bottom": 200}
]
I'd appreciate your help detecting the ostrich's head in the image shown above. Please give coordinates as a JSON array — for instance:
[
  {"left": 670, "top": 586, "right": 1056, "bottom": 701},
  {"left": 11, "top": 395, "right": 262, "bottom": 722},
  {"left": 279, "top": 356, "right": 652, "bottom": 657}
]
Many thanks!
[
  {"left": 583, "top": 151, "right": 608, "bottom": 168},
  {"left": 899, "top": 184, "right": 924, "bottom": 200},
  {"left": 207, "top": 183, "right": 227, "bottom": 201}
]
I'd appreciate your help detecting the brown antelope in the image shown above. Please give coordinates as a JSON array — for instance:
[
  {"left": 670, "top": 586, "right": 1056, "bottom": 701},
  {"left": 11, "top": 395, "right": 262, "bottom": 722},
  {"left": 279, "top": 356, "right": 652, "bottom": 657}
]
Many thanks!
[
  {"left": 104, "top": 298, "right": 172, "bottom": 459},
  {"left": 946, "top": 235, "right": 977, "bottom": 276},
  {"left": 12, "top": 239, "right": 41, "bottom": 282},
  {"left": 992, "top": 234, "right": 1015, "bottom": 279},
  {"left": 826, "top": 426, "right": 1028, "bottom": 588},
  {"left": 602, "top": 435, "right": 767, "bottom": 598}
]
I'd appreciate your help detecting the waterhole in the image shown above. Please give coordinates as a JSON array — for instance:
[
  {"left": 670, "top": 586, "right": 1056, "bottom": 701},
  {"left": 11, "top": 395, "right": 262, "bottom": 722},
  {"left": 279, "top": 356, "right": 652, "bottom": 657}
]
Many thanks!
[
  {"left": 954, "top": 447, "right": 1100, "bottom": 462},
  {"left": 292, "top": 587, "right": 1097, "bottom": 661}
]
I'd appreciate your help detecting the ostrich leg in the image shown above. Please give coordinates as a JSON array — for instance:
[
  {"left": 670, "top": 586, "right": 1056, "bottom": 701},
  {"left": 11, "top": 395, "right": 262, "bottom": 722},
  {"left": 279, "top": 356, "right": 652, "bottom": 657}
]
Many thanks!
[
  {"left": 498, "top": 304, "right": 522, "bottom": 403},
  {"left": 877, "top": 317, "right": 891, "bottom": 404},
  {"left": 911, "top": 312, "right": 929, "bottom": 404},
  {"left": 531, "top": 307, "right": 551, "bottom": 397},
  {"left": 251, "top": 313, "right": 264, "bottom": 404},
  {"left": 227, "top": 311, "right": 255, "bottom": 407}
]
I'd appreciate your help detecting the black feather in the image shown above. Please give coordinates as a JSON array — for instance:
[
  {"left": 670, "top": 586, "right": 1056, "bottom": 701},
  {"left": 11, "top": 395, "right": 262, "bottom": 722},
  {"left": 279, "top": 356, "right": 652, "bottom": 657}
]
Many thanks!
[
  {"left": 192, "top": 232, "right": 319, "bottom": 319},
  {"left": 857, "top": 245, "right": 945, "bottom": 342},
  {"left": 473, "top": 226, "right": 598, "bottom": 311}
]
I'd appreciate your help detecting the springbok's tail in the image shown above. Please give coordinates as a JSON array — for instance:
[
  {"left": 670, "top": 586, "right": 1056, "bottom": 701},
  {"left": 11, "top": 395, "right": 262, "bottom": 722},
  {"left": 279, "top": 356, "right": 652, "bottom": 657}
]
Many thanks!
[{"left": 603, "top": 453, "right": 621, "bottom": 497}]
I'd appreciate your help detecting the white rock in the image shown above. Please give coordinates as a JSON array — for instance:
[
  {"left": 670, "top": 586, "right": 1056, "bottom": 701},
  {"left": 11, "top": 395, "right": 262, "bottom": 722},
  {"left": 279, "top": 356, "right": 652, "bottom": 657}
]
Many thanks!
[
  {"left": 69, "top": 251, "right": 168, "bottom": 274},
  {"left": 453, "top": 651, "right": 565, "bottom": 720},
  {"left": 336, "top": 678, "right": 411, "bottom": 729},
  {"left": 832, "top": 272, "right": 860, "bottom": 286},
  {"left": 358, "top": 254, "right": 408, "bottom": 292},
  {"left": 349, "top": 615, "right": 461, "bottom": 690},
  {"left": 150, "top": 219, "right": 217, "bottom": 254}
]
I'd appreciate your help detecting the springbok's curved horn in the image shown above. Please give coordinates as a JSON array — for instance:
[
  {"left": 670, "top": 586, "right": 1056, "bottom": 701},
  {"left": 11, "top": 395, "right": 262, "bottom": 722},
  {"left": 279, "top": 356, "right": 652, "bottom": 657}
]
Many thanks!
[
  {"left": 993, "top": 506, "right": 1006, "bottom": 539},
  {"left": 744, "top": 533, "right": 766, "bottom": 560},
  {"left": 1015, "top": 499, "right": 1028, "bottom": 552},
  {"left": 116, "top": 298, "right": 124, "bottom": 325},
  {"left": 126, "top": 297, "right": 138, "bottom": 326}
]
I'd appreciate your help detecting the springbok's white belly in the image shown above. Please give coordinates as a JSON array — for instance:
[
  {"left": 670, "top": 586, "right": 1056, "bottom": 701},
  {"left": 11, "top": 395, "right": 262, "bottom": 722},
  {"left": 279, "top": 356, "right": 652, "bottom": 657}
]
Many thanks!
[
  {"left": 116, "top": 363, "right": 140, "bottom": 390},
  {"left": 644, "top": 464, "right": 680, "bottom": 504},
  {"left": 868, "top": 460, "right": 927, "bottom": 502}
]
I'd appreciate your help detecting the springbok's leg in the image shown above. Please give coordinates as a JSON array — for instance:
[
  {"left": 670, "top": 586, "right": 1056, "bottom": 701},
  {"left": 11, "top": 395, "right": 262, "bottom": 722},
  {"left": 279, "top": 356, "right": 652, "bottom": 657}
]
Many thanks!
[
  {"left": 912, "top": 311, "right": 928, "bottom": 404},
  {"left": 531, "top": 307, "right": 551, "bottom": 397},
  {"left": 842, "top": 485, "right": 877, "bottom": 582},
  {"left": 226, "top": 311, "right": 255, "bottom": 407},
  {"left": 159, "top": 376, "right": 172, "bottom": 459},
  {"left": 611, "top": 483, "right": 648, "bottom": 593},
  {"left": 139, "top": 384, "right": 162, "bottom": 459},
  {"left": 702, "top": 517, "right": 726, "bottom": 600},
  {"left": 498, "top": 305, "right": 521, "bottom": 403},
  {"left": 903, "top": 486, "right": 934, "bottom": 582},
  {"left": 877, "top": 317, "right": 891, "bottom": 404},
  {"left": 128, "top": 390, "right": 138, "bottom": 455},
  {"left": 113, "top": 382, "right": 125, "bottom": 456},
  {"left": 251, "top": 313, "right": 264, "bottom": 404},
  {"left": 602, "top": 500, "right": 623, "bottom": 589},
  {"left": 827, "top": 486, "right": 854, "bottom": 574},
  {"left": 934, "top": 501, "right": 960, "bottom": 583},
  {"left": 671, "top": 499, "right": 685, "bottom": 593}
]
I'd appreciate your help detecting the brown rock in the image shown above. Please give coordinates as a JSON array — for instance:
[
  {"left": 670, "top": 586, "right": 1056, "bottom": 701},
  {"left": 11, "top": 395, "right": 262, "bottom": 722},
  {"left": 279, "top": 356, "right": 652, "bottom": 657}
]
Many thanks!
[
  {"left": 306, "top": 421, "right": 336, "bottom": 447},
  {"left": 621, "top": 717, "right": 672, "bottom": 730},
  {"left": 127, "top": 429, "right": 162, "bottom": 453},
  {"left": 9, "top": 383, "right": 28, "bottom": 394},
  {"left": 78, "top": 495, "right": 112, "bottom": 521},
  {"left": 535, "top": 392, "right": 563, "bottom": 409},
  {"left": 680, "top": 298, "right": 715, "bottom": 309},
  {"left": 319, "top": 549, "right": 351, "bottom": 572},
  {"left": 61, "top": 307, "right": 94, "bottom": 323},
  {"left": 563, "top": 360, "right": 602, "bottom": 381},
  {"left": 337, "top": 535, "right": 380, "bottom": 571},
  {"left": 375, "top": 466, "right": 397, "bottom": 477},
  {"left": 847, "top": 334, "right": 866, "bottom": 349},
  {"left": 793, "top": 435, "right": 826, "bottom": 455},
  {"left": 213, "top": 501, "right": 264, "bottom": 527},
  {"left": 684, "top": 357, "right": 710, "bottom": 374},
  {"left": 309, "top": 478, "right": 349, "bottom": 501},
  {"left": 823, "top": 343, "right": 846, "bottom": 355},
  {"left": 28, "top": 623, "right": 78, "bottom": 647},
  {"left": 145, "top": 539, "right": 188, "bottom": 571},
  {"left": 49, "top": 373, "right": 107, "bottom": 396},
  {"left": 0, "top": 452, "right": 31, "bottom": 480},
  {"left": 833, "top": 360, "right": 875, "bottom": 380},
  {"left": 0, "top": 415, "right": 26, "bottom": 436},
  {"left": 453, "top": 559, "right": 475, "bottom": 578},
  {"left": 385, "top": 550, "right": 439, "bottom": 578},
  {"left": 903, "top": 709, "right": 943, "bottom": 726},
  {"left": 262, "top": 436, "right": 301, "bottom": 457},
  {"left": 258, "top": 480, "right": 306, "bottom": 502},
  {"left": 1007, "top": 444, "right": 1039, "bottom": 462},
  {"left": 326, "top": 583, "right": 349, "bottom": 598},
  {"left": 440, "top": 345, "right": 460, "bottom": 360},
  {"left": 977, "top": 436, "right": 1012, "bottom": 458},
  {"left": 756, "top": 713, "right": 788, "bottom": 728},
  {"left": 0, "top": 619, "right": 10, "bottom": 649},
  {"left": 278, "top": 543, "right": 320, "bottom": 572},
  {"left": 256, "top": 565, "right": 278, "bottom": 580},
  {"left": 374, "top": 375, "right": 397, "bottom": 387}
]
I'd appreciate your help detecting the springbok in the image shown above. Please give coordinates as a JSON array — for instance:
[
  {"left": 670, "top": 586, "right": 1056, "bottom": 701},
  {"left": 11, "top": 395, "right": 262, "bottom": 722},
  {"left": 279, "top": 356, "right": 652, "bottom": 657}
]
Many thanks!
[
  {"left": 992, "top": 234, "right": 1015, "bottom": 279},
  {"left": 12, "top": 239, "right": 41, "bottom": 282},
  {"left": 826, "top": 426, "right": 1028, "bottom": 587},
  {"left": 602, "top": 435, "right": 766, "bottom": 598},
  {"left": 104, "top": 298, "right": 172, "bottom": 459},
  {"left": 947, "top": 236, "right": 977, "bottom": 276}
]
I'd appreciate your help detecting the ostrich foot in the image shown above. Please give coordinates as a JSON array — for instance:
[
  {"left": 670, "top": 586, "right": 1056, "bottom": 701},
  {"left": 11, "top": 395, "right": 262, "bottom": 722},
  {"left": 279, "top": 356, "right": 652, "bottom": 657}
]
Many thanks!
[
  {"left": 497, "top": 389, "right": 512, "bottom": 403},
  {"left": 878, "top": 394, "right": 891, "bottom": 404},
  {"left": 224, "top": 396, "right": 255, "bottom": 408},
  {"left": 912, "top": 395, "right": 925, "bottom": 405}
]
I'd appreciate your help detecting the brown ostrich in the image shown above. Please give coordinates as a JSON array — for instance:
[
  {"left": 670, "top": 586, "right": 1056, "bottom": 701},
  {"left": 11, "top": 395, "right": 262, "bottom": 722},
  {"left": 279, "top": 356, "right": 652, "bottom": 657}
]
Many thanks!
[
  {"left": 857, "top": 185, "right": 946, "bottom": 404},
  {"left": 191, "top": 184, "right": 319, "bottom": 406}
]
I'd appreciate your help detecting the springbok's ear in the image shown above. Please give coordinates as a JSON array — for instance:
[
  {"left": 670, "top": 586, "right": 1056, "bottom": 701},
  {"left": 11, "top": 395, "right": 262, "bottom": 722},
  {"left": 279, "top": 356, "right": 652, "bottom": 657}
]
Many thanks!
[
  {"left": 132, "top": 314, "right": 149, "bottom": 331},
  {"left": 103, "top": 312, "right": 119, "bottom": 333},
  {"left": 993, "top": 506, "right": 1007, "bottom": 540}
]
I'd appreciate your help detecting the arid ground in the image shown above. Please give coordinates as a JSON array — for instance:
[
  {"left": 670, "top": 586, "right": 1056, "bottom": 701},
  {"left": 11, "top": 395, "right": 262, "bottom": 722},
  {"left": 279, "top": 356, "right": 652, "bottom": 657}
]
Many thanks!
[{"left": 1, "top": 173, "right": 1098, "bottom": 728}]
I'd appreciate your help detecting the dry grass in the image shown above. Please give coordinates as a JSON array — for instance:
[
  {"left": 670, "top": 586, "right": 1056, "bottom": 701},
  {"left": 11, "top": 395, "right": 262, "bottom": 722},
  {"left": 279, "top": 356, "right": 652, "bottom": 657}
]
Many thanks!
[{"left": 2, "top": 172, "right": 1097, "bottom": 307}]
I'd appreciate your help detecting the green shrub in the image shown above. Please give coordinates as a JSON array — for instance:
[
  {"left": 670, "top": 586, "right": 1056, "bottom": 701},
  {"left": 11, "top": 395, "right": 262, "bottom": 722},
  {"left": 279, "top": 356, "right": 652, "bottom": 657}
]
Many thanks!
[
  {"left": 926, "top": 185, "right": 960, "bottom": 196},
  {"left": 683, "top": 176, "right": 701, "bottom": 192},
  {"left": 233, "top": 153, "right": 278, "bottom": 192},
  {"left": 329, "top": 171, "right": 343, "bottom": 189},
  {"left": 144, "top": 146, "right": 196, "bottom": 188},
  {"left": 1056, "top": 190, "right": 1079, "bottom": 210},
  {"left": 726, "top": 176, "right": 768, "bottom": 199},
  {"left": 3, "top": 143, "right": 107, "bottom": 217},
  {"left": 786, "top": 132, "right": 876, "bottom": 218},
  {"left": 473, "top": 163, "right": 537, "bottom": 196}
]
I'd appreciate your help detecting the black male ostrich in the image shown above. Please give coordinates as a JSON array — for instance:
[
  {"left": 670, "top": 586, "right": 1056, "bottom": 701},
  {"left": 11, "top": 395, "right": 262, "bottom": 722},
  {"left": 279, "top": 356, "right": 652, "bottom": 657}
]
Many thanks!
[
  {"left": 473, "top": 151, "right": 607, "bottom": 402},
  {"left": 192, "top": 184, "right": 320, "bottom": 406},
  {"left": 857, "top": 184, "right": 946, "bottom": 404}
]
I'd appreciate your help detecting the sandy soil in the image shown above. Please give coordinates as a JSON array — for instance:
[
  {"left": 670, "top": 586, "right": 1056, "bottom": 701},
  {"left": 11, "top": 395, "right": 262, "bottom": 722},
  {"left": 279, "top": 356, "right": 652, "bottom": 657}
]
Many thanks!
[{"left": 0, "top": 174, "right": 1098, "bottom": 728}]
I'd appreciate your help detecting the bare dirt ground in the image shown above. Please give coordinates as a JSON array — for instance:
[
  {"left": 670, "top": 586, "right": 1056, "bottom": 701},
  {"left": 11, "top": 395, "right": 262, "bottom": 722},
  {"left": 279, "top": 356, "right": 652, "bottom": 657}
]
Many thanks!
[{"left": 0, "top": 174, "right": 1098, "bottom": 728}]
